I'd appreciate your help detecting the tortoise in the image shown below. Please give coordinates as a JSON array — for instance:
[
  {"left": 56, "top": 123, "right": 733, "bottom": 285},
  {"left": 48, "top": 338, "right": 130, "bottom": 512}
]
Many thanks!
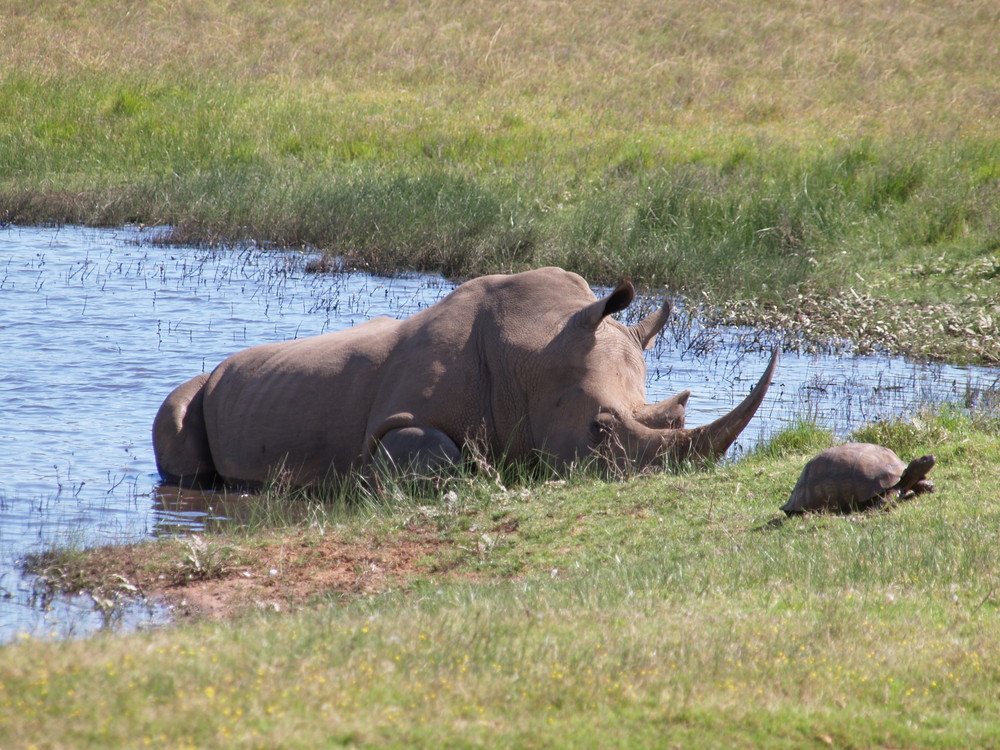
[{"left": 781, "top": 442, "right": 936, "bottom": 515}]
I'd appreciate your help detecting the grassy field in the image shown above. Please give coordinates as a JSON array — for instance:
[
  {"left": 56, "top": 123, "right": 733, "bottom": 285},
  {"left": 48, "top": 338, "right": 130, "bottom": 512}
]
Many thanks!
[
  {"left": 2, "top": 0, "right": 999, "bottom": 360},
  {"left": 6, "top": 408, "right": 1000, "bottom": 747}
]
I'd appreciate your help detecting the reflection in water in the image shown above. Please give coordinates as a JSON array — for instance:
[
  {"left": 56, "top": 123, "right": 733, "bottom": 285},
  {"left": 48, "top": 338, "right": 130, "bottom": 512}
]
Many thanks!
[
  {"left": 151, "top": 485, "right": 231, "bottom": 536},
  {"left": 1, "top": 225, "right": 997, "bottom": 641},
  {"left": 151, "top": 483, "right": 354, "bottom": 535}
]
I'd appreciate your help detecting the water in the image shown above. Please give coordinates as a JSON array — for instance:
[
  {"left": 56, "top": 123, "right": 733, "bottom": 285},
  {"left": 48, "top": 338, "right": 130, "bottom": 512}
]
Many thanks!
[{"left": 1, "top": 225, "right": 996, "bottom": 641}]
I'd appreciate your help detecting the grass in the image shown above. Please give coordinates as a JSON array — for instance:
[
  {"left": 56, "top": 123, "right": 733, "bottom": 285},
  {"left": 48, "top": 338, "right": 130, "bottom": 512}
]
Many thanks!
[
  {"left": 6, "top": 407, "right": 1000, "bottom": 747},
  {"left": 2, "top": 1, "right": 999, "bottom": 360}
]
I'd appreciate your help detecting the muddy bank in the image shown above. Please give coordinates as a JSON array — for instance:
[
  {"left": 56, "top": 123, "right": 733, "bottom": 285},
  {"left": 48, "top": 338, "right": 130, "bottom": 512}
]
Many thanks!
[{"left": 26, "top": 528, "right": 456, "bottom": 624}]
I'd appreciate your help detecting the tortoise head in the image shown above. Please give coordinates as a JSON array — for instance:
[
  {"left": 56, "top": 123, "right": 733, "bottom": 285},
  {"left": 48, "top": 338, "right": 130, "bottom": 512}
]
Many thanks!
[{"left": 898, "top": 454, "right": 935, "bottom": 492}]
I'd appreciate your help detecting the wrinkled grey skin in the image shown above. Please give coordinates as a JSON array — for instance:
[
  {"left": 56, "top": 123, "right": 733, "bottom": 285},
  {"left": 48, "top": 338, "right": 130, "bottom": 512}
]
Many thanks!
[{"left": 153, "top": 267, "right": 778, "bottom": 488}]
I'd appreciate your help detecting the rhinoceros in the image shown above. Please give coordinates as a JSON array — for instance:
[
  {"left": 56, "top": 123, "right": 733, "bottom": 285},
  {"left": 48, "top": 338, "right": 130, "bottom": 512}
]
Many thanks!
[{"left": 153, "top": 267, "right": 778, "bottom": 488}]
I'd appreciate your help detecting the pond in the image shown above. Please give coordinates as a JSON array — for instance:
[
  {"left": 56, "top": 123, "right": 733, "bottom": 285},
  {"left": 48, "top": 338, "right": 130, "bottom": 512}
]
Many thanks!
[{"left": 1, "top": 225, "right": 997, "bottom": 641}]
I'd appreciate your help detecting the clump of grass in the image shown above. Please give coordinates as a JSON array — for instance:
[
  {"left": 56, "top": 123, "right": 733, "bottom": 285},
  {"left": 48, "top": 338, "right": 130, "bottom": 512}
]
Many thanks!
[
  {"left": 752, "top": 417, "right": 835, "bottom": 459},
  {"left": 188, "top": 443, "right": 555, "bottom": 541},
  {"left": 172, "top": 536, "right": 240, "bottom": 584},
  {"left": 849, "top": 410, "right": 951, "bottom": 456}
]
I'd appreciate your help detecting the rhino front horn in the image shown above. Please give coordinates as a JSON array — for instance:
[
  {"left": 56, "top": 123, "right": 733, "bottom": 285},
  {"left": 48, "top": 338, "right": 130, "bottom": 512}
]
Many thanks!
[{"left": 679, "top": 347, "right": 780, "bottom": 461}]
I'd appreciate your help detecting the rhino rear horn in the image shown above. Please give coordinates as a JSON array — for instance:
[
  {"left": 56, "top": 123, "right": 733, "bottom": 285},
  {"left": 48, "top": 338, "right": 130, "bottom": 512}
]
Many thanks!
[{"left": 636, "top": 389, "right": 690, "bottom": 429}]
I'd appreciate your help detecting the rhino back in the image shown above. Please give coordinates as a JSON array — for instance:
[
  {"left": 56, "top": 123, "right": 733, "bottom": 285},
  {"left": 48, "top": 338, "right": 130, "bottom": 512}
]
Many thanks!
[
  {"left": 202, "top": 316, "right": 401, "bottom": 485},
  {"left": 363, "top": 268, "right": 593, "bottom": 462}
]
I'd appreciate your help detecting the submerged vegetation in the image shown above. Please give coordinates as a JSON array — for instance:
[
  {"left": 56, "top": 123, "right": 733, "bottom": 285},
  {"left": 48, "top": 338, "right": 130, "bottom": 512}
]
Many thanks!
[
  {"left": 2, "top": 0, "right": 999, "bottom": 360},
  {"left": 8, "top": 407, "right": 1000, "bottom": 747}
]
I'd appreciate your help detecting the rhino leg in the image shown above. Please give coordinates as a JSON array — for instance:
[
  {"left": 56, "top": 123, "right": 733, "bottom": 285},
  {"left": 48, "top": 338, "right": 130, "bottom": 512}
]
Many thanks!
[
  {"left": 152, "top": 372, "right": 219, "bottom": 488},
  {"left": 374, "top": 426, "right": 461, "bottom": 477}
]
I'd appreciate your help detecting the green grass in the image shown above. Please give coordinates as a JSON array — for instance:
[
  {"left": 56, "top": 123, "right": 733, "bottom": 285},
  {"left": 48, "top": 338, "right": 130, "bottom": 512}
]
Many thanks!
[
  {"left": 4, "top": 71, "right": 997, "bottom": 298},
  {"left": 5, "top": 407, "right": 1000, "bottom": 747},
  {"left": 2, "top": 1, "right": 999, "bottom": 358}
]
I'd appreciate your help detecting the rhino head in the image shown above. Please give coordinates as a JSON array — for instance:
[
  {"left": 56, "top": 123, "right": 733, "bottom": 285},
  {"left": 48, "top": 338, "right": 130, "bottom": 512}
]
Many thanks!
[{"left": 507, "top": 276, "right": 778, "bottom": 472}]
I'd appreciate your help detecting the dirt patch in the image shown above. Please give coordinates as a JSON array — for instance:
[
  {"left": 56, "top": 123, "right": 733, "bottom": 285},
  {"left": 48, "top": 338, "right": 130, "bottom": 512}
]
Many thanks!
[
  {"left": 167, "top": 532, "right": 444, "bottom": 620},
  {"left": 30, "top": 528, "right": 450, "bottom": 623}
]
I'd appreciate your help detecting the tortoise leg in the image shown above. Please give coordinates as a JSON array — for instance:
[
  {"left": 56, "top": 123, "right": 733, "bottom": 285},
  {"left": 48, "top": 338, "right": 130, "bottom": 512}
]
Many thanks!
[{"left": 900, "top": 478, "right": 935, "bottom": 502}]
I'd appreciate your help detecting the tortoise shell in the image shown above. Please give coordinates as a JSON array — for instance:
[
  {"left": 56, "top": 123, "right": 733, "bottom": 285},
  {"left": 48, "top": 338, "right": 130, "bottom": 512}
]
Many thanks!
[{"left": 781, "top": 442, "right": 935, "bottom": 515}]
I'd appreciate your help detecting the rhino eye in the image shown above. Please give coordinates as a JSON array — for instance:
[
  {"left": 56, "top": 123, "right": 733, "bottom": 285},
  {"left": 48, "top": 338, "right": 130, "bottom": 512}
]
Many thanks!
[
  {"left": 590, "top": 412, "right": 616, "bottom": 443},
  {"left": 589, "top": 420, "right": 606, "bottom": 442}
]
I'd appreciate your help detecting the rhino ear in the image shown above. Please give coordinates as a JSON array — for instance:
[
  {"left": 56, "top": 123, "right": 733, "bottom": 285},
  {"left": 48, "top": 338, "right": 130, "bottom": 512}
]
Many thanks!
[
  {"left": 574, "top": 281, "right": 635, "bottom": 330},
  {"left": 630, "top": 297, "right": 672, "bottom": 350}
]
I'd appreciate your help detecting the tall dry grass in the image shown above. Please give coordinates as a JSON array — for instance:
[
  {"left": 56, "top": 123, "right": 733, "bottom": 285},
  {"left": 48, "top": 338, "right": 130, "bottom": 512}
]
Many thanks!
[{"left": 6, "top": 0, "right": 998, "bottom": 137}]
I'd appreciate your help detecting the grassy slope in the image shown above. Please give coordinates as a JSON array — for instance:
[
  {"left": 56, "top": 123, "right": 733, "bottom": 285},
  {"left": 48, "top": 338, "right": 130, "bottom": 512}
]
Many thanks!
[
  {"left": 2, "top": 1, "right": 999, "bottom": 359},
  {"left": 4, "top": 410, "right": 1000, "bottom": 748}
]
